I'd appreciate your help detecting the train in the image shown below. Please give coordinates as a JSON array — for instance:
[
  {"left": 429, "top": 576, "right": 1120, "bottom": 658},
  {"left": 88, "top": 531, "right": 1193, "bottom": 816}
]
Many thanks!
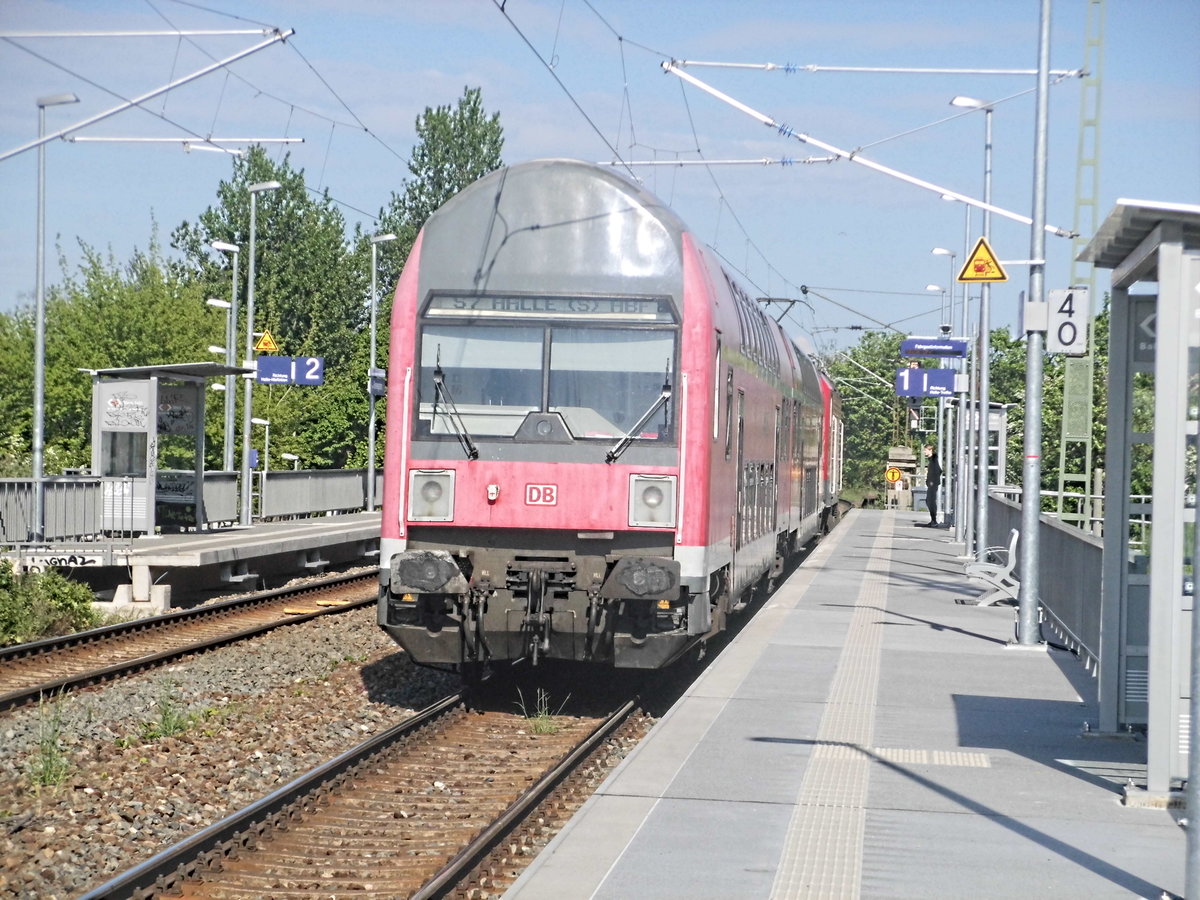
[{"left": 377, "top": 159, "right": 843, "bottom": 676}]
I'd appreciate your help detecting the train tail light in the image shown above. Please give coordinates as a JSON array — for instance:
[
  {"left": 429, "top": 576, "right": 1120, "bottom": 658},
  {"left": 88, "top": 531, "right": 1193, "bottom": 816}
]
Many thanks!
[
  {"left": 408, "top": 469, "right": 455, "bottom": 521},
  {"left": 628, "top": 474, "right": 676, "bottom": 528}
]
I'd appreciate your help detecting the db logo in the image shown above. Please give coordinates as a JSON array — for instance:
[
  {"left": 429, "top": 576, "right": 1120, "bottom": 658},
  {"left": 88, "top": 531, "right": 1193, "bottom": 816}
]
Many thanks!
[{"left": 525, "top": 484, "right": 558, "bottom": 505}]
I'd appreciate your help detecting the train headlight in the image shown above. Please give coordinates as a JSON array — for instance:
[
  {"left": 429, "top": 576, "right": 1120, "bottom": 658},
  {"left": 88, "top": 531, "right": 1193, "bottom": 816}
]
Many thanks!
[
  {"left": 408, "top": 469, "right": 455, "bottom": 521},
  {"left": 628, "top": 474, "right": 676, "bottom": 528}
]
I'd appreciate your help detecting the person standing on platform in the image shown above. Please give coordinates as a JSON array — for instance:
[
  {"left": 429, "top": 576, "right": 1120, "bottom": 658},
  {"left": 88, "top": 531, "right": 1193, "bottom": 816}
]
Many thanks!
[{"left": 919, "top": 443, "right": 942, "bottom": 527}]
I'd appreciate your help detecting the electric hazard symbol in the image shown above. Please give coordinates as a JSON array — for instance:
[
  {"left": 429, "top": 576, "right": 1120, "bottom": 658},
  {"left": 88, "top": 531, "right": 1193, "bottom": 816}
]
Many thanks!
[
  {"left": 254, "top": 330, "right": 280, "bottom": 353},
  {"left": 957, "top": 237, "right": 1008, "bottom": 283}
]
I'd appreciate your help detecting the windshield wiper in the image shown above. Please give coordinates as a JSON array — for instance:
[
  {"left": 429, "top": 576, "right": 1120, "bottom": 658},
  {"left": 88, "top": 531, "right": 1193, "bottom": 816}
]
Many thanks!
[
  {"left": 432, "top": 354, "right": 478, "bottom": 460},
  {"left": 606, "top": 364, "right": 672, "bottom": 464}
]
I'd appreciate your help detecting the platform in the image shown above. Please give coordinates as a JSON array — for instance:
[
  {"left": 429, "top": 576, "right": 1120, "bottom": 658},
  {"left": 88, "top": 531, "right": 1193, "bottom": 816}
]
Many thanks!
[
  {"left": 506, "top": 509, "right": 1184, "bottom": 899},
  {"left": 11, "top": 512, "right": 381, "bottom": 610}
]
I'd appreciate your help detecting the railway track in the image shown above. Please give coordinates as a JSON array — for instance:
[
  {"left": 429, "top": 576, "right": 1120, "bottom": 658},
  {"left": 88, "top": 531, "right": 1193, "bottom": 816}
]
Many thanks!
[
  {"left": 0, "top": 572, "right": 376, "bottom": 712},
  {"left": 81, "top": 691, "right": 651, "bottom": 899}
]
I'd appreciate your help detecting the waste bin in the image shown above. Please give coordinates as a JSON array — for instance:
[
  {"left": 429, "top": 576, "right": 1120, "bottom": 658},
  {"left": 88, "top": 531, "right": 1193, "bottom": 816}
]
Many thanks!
[{"left": 912, "top": 486, "right": 928, "bottom": 513}]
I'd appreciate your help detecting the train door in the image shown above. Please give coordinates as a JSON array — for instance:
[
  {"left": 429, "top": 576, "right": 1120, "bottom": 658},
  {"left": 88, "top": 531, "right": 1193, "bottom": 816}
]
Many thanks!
[
  {"left": 735, "top": 389, "right": 746, "bottom": 549},
  {"left": 772, "top": 405, "right": 781, "bottom": 532}
]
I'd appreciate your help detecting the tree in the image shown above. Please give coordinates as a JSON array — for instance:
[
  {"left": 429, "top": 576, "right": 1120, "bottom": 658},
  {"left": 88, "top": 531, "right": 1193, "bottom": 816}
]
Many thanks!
[
  {"left": 375, "top": 86, "right": 505, "bottom": 295},
  {"left": 173, "top": 147, "right": 367, "bottom": 370}
]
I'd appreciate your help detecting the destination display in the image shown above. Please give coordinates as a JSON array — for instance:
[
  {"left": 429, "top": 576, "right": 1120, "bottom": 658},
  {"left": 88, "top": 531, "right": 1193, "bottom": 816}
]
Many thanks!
[
  {"left": 426, "top": 293, "right": 675, "bottom": 322},
  {"left": 900, "top": 337, "right": 969, "bottom": 358}
]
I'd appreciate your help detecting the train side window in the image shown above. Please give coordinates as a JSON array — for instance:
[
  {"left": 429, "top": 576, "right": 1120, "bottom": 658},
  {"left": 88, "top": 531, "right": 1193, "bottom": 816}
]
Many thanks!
[{"left": 724, "top": 368, "right": 735, "bottom": 459}]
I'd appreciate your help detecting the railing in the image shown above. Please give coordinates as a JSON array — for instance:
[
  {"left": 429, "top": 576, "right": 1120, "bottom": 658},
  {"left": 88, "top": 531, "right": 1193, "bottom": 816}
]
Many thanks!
[
  {"left": 257, "top": 469, "right": 373, "bottom": 519},
  {"left": 1, "top": 469, "right": 380, "bottom": 549},
  {"left": 988, "top": 485, "right": 1151, "bottom": 553},
  {"left": 1, "top": 476, "right": 137, "bottom": 545},
  {"left": 983, "top": 493, "right": 1103, "bottom": 673}
]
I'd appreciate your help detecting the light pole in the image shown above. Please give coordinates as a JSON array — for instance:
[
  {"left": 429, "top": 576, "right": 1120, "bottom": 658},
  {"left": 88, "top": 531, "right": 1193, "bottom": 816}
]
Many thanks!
[
  {"left": 33, "top": 92, "right": 79, "bottom": 541},
  {"left": 210, "top": 240, "right": 239, "bottom": 470},
  {"left": 281, "top": 452, "right": 300, "bottom": 470},
  {"left": 925, "top": 284, "right": 949, "bottom": 522},
  {"left": 240, "top": 180, "right": 281, "bottom": 525},
  {"left": 952, "top": 95, "right": 995, "bottom": 561},
  {"left": 252, "top": 418, "right": 271, "bottom": 473},
  {"left": 252, "top": 417, "right": 270, "bottom": 520},
  {"left": 367, "top": 232, "right": 397, "bottom": 512},
  {"left": 206, "top": 299, "right": 234, "bottom": 468},
  {"left": 933, "top": 246, "right": 968, "bottom": 540}
]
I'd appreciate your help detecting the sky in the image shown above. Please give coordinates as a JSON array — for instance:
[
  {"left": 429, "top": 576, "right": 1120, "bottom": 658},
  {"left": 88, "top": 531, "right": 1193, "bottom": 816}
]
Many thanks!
[{"left": 1, "top": 0, "right": 1197, "bottom": 356}]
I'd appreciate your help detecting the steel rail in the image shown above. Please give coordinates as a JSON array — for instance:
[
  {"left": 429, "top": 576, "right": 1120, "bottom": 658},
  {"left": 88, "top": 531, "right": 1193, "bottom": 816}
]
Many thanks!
[
  {"left": 77, "top": 691, "right": 465, "bottom": 900},
  {"left": 0, "top": 571, "right": 374, "bottom": 711},
  {"left": 413, "top": 698, "right": 639, "bottom": 899}
]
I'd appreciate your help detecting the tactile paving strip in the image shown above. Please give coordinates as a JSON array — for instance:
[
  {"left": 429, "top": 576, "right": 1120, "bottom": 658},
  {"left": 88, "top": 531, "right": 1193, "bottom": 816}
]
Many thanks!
[{"left": 770, "top": 516, "right": 892, "bottom": 899}]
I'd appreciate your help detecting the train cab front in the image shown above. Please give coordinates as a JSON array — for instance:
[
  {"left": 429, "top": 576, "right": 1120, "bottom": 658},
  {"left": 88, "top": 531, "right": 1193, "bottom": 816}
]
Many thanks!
[{"left": 380, "top": 534, "right": 699, "bottom": 672}]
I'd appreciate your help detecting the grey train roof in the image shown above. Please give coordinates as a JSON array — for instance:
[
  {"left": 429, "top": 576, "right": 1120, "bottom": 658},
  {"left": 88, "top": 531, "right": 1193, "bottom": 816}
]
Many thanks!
[{"left": 416, "top": 159, "right": 692, "bottom": 303}]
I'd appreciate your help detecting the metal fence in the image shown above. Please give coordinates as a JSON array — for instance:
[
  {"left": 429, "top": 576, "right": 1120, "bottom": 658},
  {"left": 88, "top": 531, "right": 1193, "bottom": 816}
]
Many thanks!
[
  {"left": 984, "top": 493, "right": 1104, "bottom": 673},
  {"left": 1, "top": 469, "right": 379, "bottom": 549},
  {"left": 1, "top": 476, "right": 138, "bottom": 544}
]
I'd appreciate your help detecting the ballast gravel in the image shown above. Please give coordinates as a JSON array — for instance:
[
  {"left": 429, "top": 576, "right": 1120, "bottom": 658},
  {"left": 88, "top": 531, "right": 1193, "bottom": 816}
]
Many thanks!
[{"left": 0, "top": 605, "right": 457, "bottom": 899}]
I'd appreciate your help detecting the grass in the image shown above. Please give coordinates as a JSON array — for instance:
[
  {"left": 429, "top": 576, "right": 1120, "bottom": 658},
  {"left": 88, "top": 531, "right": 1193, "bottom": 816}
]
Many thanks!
[
  {"left": 515, "top": 687, "right": 569, "bottom": 735},
  {"left": 27, "top": 692, "right": 72, "bottom": 792}
]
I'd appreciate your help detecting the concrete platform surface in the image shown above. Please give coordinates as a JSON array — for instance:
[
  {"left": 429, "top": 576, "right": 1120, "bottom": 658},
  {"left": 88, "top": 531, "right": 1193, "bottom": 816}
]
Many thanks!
[{"left": 506, "top": 509, "right": 1184, "bottom": 899}]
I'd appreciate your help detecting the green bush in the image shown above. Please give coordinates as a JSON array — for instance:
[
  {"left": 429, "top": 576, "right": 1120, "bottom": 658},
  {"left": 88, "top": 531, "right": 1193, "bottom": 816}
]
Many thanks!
[{"left": 0, "top": 560, "right": 100, "bottom": 646}]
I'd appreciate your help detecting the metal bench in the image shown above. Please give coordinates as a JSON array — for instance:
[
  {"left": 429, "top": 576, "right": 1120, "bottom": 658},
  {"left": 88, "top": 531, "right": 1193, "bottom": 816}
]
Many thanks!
[{"left": 964, "top": 528, "right": 1020, "bottom": 606}]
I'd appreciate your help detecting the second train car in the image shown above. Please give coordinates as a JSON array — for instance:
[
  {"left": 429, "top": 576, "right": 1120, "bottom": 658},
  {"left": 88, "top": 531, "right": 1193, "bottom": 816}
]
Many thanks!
[{"left": 378, "top": 159, "right": 842, "bottom": 674}]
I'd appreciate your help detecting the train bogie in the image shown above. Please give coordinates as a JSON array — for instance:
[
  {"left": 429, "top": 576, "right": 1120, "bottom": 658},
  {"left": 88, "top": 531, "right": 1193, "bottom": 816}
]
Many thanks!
[{"left": 377, "top": 159, "right": 842, "bottom": 674}]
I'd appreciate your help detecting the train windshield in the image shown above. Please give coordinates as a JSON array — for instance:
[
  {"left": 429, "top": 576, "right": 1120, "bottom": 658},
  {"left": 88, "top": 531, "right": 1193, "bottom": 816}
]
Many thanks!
[{"left": 416, "top": 321, "right": 676, "bottom": 443}]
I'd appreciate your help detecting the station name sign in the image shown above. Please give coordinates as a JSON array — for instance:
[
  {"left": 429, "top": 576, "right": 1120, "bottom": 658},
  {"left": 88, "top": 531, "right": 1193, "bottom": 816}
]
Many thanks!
[
  {"left": 426, "top": 293, "right": 675, "bottom": 322},
  {"left": 900, "top": 337, "right": 969, "bottom": 359}
]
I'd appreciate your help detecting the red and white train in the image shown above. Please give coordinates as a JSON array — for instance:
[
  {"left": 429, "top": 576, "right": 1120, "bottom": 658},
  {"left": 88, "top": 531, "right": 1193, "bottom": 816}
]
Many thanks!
[{"left": 378, "top": 159, "right": 842, "bottom": 674}]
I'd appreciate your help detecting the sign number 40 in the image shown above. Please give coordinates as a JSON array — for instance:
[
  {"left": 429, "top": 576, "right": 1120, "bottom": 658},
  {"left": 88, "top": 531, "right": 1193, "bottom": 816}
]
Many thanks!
[{"left": 1046, "top": 288, "right": 1090, "bottom": 356}]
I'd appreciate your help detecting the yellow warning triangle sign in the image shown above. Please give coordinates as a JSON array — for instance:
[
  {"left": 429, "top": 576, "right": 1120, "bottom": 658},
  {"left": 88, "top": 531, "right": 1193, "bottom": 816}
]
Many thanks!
[
  {"left": 957, "top": 237, "right": 1008, "bottom": 283},
  {"left": 254, "top": 330, "right": 280, "bottom": 353}
]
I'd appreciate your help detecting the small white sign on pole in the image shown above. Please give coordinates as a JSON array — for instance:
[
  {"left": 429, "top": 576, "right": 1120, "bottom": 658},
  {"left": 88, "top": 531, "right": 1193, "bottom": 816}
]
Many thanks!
[{"left": 1046, "top": 287, "right": 1091, "bottom": 355}]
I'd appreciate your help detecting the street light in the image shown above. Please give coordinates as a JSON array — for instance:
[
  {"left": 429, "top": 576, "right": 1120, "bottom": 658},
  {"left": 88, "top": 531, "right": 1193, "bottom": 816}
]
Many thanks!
[
  {"left": 925, "top": 284, "right": 950, "bottom": 522},
  {"left": 281, "top": 452, "right": 300, "bottom": 470},
  {"left": 952, "top": 95, "right": 995, "bottom": 562},
  {"left": 367, "top": 232, "right": 397, "bottom": 512},
  {"left": 210, "top": 239, "right": 240, "bottom": 472},
  {"left": 33, "top": 91, "right": 79, "bottom": 541},
  {"left": 933, "top": 247, "right": 968, "bottom": 540},
  {"left": 251, "top": 416, "right": 270, "bottom": 521},
  {"left": 252, "top": 417, "right": 271, "bottom": 473},
  {"left": 240, "top": 181, "right": 281, "bottom": 525}
]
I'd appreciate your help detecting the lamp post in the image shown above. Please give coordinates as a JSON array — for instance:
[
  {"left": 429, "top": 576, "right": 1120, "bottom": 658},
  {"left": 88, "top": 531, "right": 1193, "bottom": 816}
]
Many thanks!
[
  {"left": 205, "top": 300, "right": 233, "bottom": 468},
  {"left": 251, "top": 417, "right": 270, "bottom": 520},
  {"left": 281, "top": 452, "right": 299, "bottom": 470},
  {"left": 240, "top": 180, "right": 281, "bottom": 525},
  {"left": 210, "top": 240, "right": 239, "bottom": 471},
  {"left": 33, "top": 92, "right": 79, "bottom": 541},
  {"left": 933, "top": 246, "right": 969, "bottom": 541},
  {"left": 952, "top": 95, "right": 995, "bottom": 561},
  {"left": 252, "top": 417, "right": 271, "bottom": 473},
  {"left": 925, "top": 284, "right": 949, "bottom": 522},
  {"left": 367, "top": 232, "right": 397, "bottom": 512}
]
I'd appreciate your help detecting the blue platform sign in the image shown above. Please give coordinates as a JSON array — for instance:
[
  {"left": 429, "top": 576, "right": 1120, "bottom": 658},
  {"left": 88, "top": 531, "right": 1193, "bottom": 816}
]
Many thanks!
[
  {"left": 900, "top": 337, "right": 969, "bottom": 358},
  {"left": 895, "top": 367, "right": 957, "bottom": 397},
  {"left": 255, "top": 356, "right": 324, "bottom": 385},
  {"left": 294, "top": 356, "right": 325, "bottom": 385},
  {"left": 256, "top": 356, "right": 292, "bottom": 384}
]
